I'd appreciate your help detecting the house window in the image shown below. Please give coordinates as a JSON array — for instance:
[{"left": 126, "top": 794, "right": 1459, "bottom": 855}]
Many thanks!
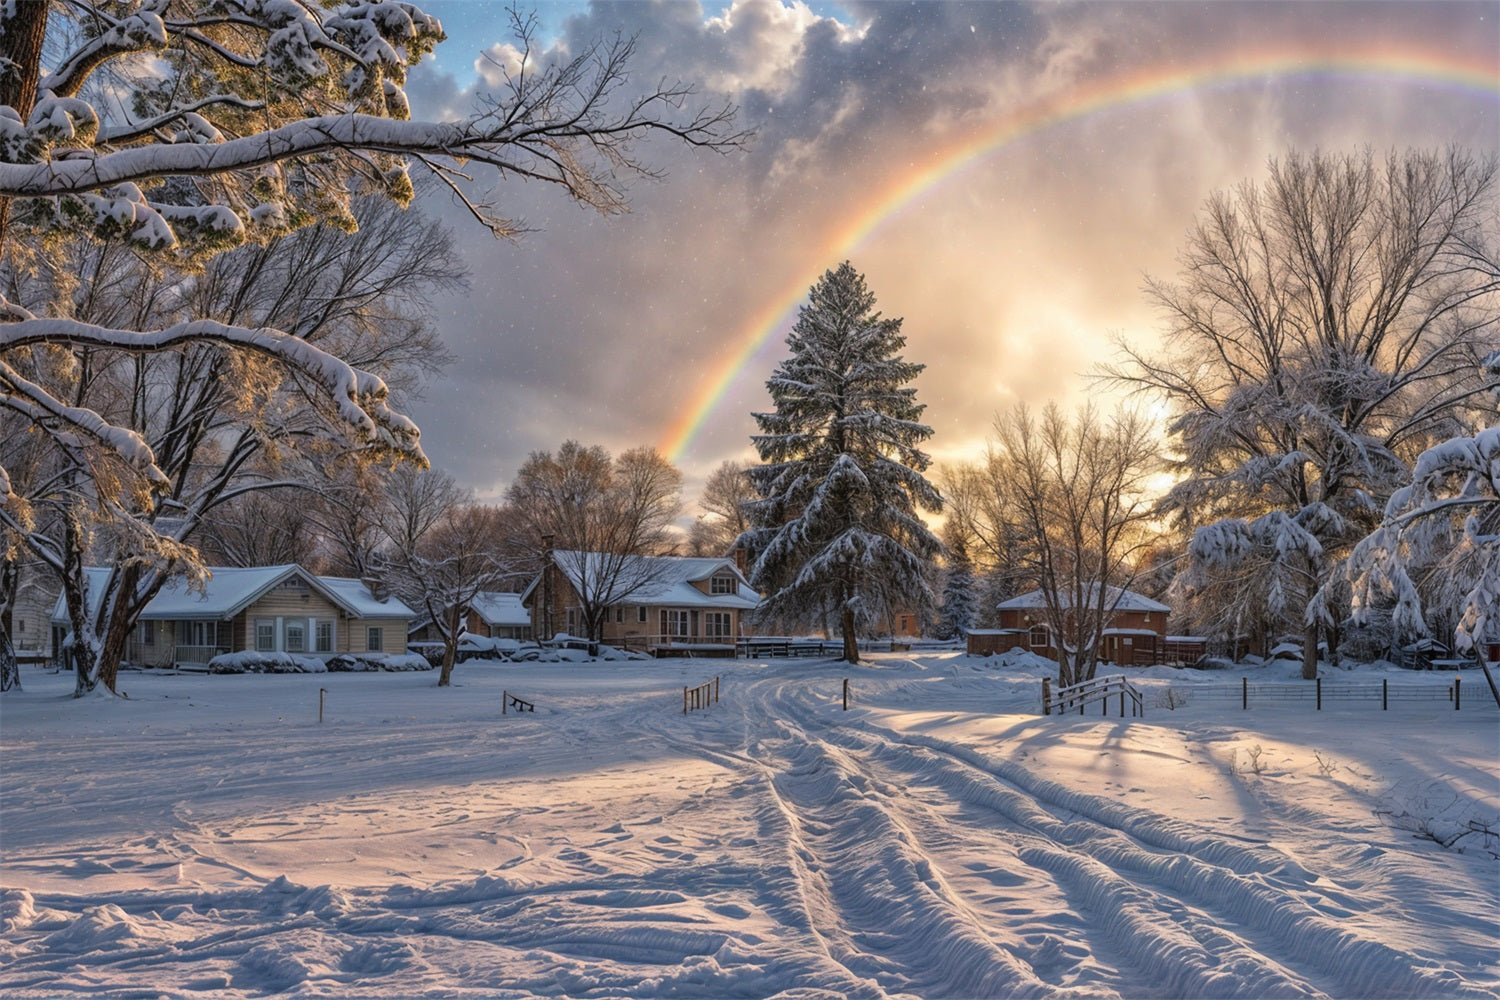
[
  {"left": 565, "top": 608, "right": 581, "bottom": 635},
  {"left": 255, "top": 619, "right": 275, "bottom": 652},
  {"left": 366, "top": 627, "right": 383, "bottom": 652},
  {"left": 615, "top": 607, "right": 624, "bottom": 623},
  {"left": 1029, "top": 625, "right": 1049, "bottom": 648},
  {"left": 704, "top": 612, "right": 731, "bottom": 639},
  {"left": 637, "top": 606, "right": 648, "bottom": 624},
  {"left": 710, "top": 575, "right": 735, "bottom": 595},
  {"left": 315, "top": 621, "right": 333, "bottom": 653},
  {"left": 139, "top": 621, "right": 155, "bottom": 645},
  {"left": 662, "top": 610, "right": 690, "bottom": 639},
  {"left": 285, "top": 621, "right": 305, "bottom": 653}
]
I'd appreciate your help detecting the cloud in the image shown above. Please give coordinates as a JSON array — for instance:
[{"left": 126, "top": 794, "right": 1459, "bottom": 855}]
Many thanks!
[{"left": 397, "top": 0, "right": 1499, "bottom": 510}]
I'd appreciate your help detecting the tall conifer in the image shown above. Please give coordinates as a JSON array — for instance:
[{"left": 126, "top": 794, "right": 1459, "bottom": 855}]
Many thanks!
[{"left": 743, "top": 262, "right": 943, "bottom": 663}]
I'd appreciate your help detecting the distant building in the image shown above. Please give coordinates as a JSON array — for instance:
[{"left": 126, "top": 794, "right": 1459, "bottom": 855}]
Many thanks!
[
  {"left": 408, "top": 591, "right": 533, "bottom": 644},
  {"left": 522, "top": 551, "right": 759, "bottom": 656},
  {"left": 50, "top": 565, "right": 413, "bottom": 668},
  {"left": 967, "top": 585, "right": 1205, "bottom": 665}
]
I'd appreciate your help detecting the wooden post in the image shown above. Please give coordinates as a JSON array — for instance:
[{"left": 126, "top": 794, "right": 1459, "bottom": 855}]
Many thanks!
[
  {"left": 842, "top": 677, "right": 849, "bottom": 711},
  {"left": 715, "top": 675, "right": 720, "bottom": 705},
  {"left": 1242, "top": 676, "right": 1248, "bottom": 711},
  {"left": 1041, "top": 678, "right": 1051, "bottom": 716},
  {"left": 683, "top": 686, "right": 688, "bottom": 715},
  {"left": 503, "top": 690, "right": 507, "bottom": 715},
  {"left": 319, "top": 687, "right": 326, "bottom": 723},
  {"left": 1316, "top": 676, "right": 1322, "bottom": 711},
  {"left": 1454, "top": 677, "right": 1461, "bottom": 711},
  {"left": 1382, "top": 677, "right": 1387, "bottom": 711}
]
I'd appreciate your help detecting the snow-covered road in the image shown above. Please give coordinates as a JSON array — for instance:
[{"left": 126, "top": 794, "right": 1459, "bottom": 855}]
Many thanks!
[{"left": 2, "top": 653, "right": 1496, "bottom": 997}]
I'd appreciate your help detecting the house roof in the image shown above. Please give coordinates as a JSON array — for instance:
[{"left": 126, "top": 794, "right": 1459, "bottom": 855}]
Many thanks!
[
  {"left": 523, "top": 551, "right": 760, "bottom": 610},
  {"left": 468, "top": 591, "right": 530, "bottom": 627},
  {"left": 52, "top": 565, "right": 414, "bottom": 624},
  {"left": 996, "top": 585, "right": 1170, "bottom": 614}
]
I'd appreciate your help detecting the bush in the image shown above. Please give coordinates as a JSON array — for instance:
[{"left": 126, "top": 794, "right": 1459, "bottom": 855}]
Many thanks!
[
  {"left": 208, "top": 651, "right": 327, "bottom": 674},
  {"left": 326, "top": 652, "right": 434, "bottom": 672}
]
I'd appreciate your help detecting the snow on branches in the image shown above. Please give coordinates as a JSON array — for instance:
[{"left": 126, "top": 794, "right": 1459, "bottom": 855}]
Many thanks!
[
  {"left": 1347, "top": 351, "right": 1500, "bottom": 652},
  {"left": 743, "top": 262, "right": 943, "bottom": 662}
]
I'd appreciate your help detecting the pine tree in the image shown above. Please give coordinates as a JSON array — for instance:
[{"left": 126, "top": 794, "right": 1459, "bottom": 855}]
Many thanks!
[
  {"left": 935, "top": 543, "right": 977, "bottom": 640},
  {"left": 743, "top": 262, "right": 943, "bottom": 663}
]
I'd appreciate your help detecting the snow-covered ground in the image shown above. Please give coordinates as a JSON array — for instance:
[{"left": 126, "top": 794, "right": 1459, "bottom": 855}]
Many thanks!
[{"left": 2, "top": 651, "right": 1496, "bottom": 998}]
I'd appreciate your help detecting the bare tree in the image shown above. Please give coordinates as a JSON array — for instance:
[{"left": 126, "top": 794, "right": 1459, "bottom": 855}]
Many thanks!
[
  {"left": 1107, "top": 148, "right": 1499, "bottom": 678},
  {"left": 686, "top": 459, "right": 755, "bottom": 556},
  {"left": 979, "top": 403, "right": 1162, "bottom": 686},
  {"left": 505, "top": 441, "right": 682, "bottom": 641}
]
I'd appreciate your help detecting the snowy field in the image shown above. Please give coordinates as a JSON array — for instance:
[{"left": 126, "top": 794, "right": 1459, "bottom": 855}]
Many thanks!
[{"left": 2, "top": 651, "right": 1497, "bottom": 999}]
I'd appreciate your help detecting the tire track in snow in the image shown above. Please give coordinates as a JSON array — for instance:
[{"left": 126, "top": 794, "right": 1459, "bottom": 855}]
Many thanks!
[{"left": 764, "top": 675, "right": 1494, "bottom": 999}]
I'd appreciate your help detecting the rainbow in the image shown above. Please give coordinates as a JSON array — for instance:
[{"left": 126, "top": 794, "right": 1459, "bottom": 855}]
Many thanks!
[{"left": 658, "top": 42, "right": 1500, "bottom": 464}]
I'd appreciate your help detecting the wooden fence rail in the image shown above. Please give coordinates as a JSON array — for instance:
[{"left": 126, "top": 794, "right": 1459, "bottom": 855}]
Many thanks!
[
  {"left": 684, "top": 676, "right": 720, "bottom": 714},
  {"left": 502, "top": 690, "right": 534, "bottom": 714},
  {"left": 1042, "top": 674, "right": 1144, "bottom": 718}
]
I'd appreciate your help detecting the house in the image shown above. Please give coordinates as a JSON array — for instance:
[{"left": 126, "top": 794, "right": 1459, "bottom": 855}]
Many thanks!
[
  {"left": 522, "top": 551, "right": 760, "bottom": 656},
  {"left": 407, "top": 591, "right": 532, "bottom": 644},
  {"left": 967, "top": 585, "right": 1204, "bottom": 665},
  {"left": 50, "top": 565, "right": 414, "bottom": 668}
]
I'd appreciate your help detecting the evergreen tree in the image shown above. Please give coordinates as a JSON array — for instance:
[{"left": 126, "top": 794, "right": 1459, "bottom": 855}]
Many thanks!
[
  {"left": 935, "top": 543, "right": 977, "bottom": 640},
  {"left": 743, "top": 262, "right": 943, "bottom": 663}
]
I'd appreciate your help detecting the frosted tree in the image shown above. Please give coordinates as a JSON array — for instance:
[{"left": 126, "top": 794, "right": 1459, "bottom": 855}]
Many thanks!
[
  {"left": 1346, "top": 351, "right": 1500, "bottom": 657},
  {"left": 0, "top": 2, "right": 742, "bottom": 694},
  {"left": 934, "top": 541, "right": 976, "bottom": 641},
  {"left": 1107, "top": 148, "right": 1499, "bottom": 679},
  {"left": 743, "top": 261, "right": 943, "bottom": 664}
]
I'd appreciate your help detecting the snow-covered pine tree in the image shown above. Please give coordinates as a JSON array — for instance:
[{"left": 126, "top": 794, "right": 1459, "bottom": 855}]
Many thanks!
[
  {"left": 935, "top": 542, "right": 977, "bottom": 641},
  {"left": 743, "top": 262, "right": 943, "bottom": 664}
]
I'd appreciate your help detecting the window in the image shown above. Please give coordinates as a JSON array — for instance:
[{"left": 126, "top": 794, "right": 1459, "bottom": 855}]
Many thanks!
[
  {"left": 366, "top": 627, "right": 383, "bottom": 652},
  {"left": 315, "top": 621, "right": 333, "bottom": 653},
  {"left": 1029, "top": 625, "right": 1049, "bottom": 649},
  {"left": 255, "top": 620, "right": 275, "bottom": 652},
  {"left": 637, "top": 606, "right": 648, "bottom": 624},
  {"left": 615, "top": 607, "right": 624, "bottom": 623},
  {"left": 710, "top": 575, "right": 735, "bottom": 595},
  {"left": 139, "top": 621, "right": 155, "bottom": 645},
  {"left": 565, "top": 607, "right": 581, "bottom": 635},
  {"left": 661, "top": 610, "right": 690, "bottom": 639},
  {"left": 704, "top": 612, "right": 731, "bottom": 639},
  {"left": 285, "top": 621, "right": 305, "bottom": 653}
]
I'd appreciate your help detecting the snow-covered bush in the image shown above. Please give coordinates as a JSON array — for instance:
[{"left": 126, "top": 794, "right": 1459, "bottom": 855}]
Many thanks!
[
  {"left": 207, "top": 652, "right": 327, "bottom": 674},
  {"left": 326, "top": 653, "right": 432, "bottom": 672}
]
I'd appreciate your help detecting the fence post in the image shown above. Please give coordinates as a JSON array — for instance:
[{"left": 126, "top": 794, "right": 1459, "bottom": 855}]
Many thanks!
[
  {"left": 319, "top": 687, "right": 326, "bottom": 724},
  {"left": 714, "top": 676, "right": 720, "bottom": 705},
  {"left": 1316, "top": 676, "right": 1322, "bottom": 711},
  {"left": 842, "top": 677, "right": 849, "bottom": 711},
  {"left": 1383, "top": 677, "right": 1387, "bottom": 711},
  {"left": 1041, "top": 678, "right": 1051, "bottom": 715},
  {"left": 503, "top": 689, "right": 507, "bottom": 715},
  {"left": 1242, "top": 676, "right": 1248, "bottom": 711},
  {"left": 1454, "top": 677, "right": 1461, "bottom": 711},
  {"left": 683, "top": 686, "right": 688, "bottom": 715}
]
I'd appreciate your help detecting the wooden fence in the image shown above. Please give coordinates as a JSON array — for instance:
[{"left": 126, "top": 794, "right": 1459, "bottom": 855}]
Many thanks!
[
  {"left": 1189, "top": 676, "right": 1482, "bottom": 710},
  {"left": 684, "top": 676, "right": 720, "bottom": 714},
  {"left": 1042, "top": 674, "right": 1144, "bottom": 717}
]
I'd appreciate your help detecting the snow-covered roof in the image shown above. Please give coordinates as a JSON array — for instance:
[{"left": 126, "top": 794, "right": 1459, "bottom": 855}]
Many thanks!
[
  {"left": 468, "top": 591, "right": 529, "bottom": 627},
  {"left": 996, "top": 585, "right": 1169, "bottom": 614},
  {"left": 316, "top": 576, "right": 416, "bottom": 619},
  {"left": 524, "top": 551, "right": 760, "bottom": 610},
  {"left": 52, "top": 565, "right": 413, "bottom": 624}
]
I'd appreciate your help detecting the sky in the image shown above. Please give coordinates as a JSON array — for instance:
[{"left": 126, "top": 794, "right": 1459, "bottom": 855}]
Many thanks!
[{"left": 396, "top": 0, "right": 1500, "bottom": 505}]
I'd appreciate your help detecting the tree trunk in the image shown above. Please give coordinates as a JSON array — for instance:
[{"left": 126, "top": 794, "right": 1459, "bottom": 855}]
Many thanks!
[
  {"left": 0, "top": 0, "right": 50, "bottom": 255},
  {"left": 1301, "top": 624, "right": 1319, "bottom": 680},
  {"left": 96, "top": 564, "right": 144, "bottom": 693},
  {"left": 840, "top": 605, "right": 859, "bottom": 664},
  {"left": 438, "top": 605, "right": 461, "bottom": 686}
]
